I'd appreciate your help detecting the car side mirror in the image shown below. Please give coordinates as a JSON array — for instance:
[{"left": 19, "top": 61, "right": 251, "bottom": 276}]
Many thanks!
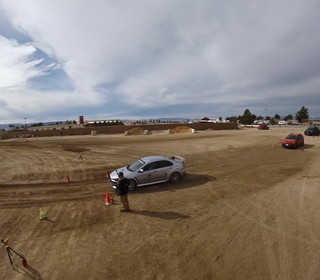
[{"left": 139, "top": 168, "right": 144, "bottom": 173}]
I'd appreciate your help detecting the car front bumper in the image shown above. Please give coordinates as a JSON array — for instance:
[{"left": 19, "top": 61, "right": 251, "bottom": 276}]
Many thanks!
[{"left": 282, "top": 142, "right": 297, "bottom": 148}]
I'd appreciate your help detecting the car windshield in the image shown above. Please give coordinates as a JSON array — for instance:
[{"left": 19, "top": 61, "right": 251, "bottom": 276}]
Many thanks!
[
  {"left": 127, "top": 159, "right": 145, "bottom": 172},
  {"left": 286, "top": 134, "right": 298, "bottom": 139}
]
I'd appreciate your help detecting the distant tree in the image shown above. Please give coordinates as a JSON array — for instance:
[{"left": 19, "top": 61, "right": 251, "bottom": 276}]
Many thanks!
[
  {"left": 226, "top": 116, "right": 238, "bottom": 123},
  {"left": 265, "top": 116, "right": 271, "bottom": 120},
  {"left": 256, "top": 115, "right": 263, "bottom": 120},
  {"left": 284, "top": 114, "right": 293, "bottom": 121},
  {"left": 274, "top": 114, "right": 280, "bottom": 119},
  {"left": 295, "top": 106, "right": 309, "bottom": 123},
  {"left": 269, "top": 118, "right": 277, "bottom": 125},
  {"left": 31, "top": 122, "right": 44, "bottom": 127},
  {"left": 239, "top": 109, "right": 256, "bottom": 125}
]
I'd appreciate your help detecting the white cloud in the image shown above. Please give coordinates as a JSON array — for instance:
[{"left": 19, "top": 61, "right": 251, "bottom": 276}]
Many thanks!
[{"left": 0, "top": 36, "right": 44, "bottom": 89}]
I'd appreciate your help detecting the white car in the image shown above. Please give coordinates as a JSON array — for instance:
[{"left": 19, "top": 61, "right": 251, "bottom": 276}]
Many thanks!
[{"left": 109, "top": 155, "right": 186, "bottom": 191}]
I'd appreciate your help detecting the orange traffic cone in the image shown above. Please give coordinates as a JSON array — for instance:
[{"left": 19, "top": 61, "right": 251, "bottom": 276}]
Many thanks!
[
  {"left": 105, "top": 192, "right": 112, "bottom": 205},
  {"left": 66, "top": 176, "right": 70, "bottom": 183},
  {"left": 106, "top": 169, "right": 110, "bottom": 179}
]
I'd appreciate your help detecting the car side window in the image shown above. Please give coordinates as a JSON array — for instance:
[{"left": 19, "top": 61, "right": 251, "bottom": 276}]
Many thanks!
[
  {"left": 143, "top": 163, "right": 155, "bottom": 171},
  {"left": 154, "top": 160, "right": 173, "bottom": 169}
]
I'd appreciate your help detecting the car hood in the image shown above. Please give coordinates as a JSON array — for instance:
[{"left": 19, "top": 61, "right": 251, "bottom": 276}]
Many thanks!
[
  {"left": 283, "top": 139, "right": 297, "bottom": 143},
  {"left": 110, "top": 167, "right": 133, "bottom": 180}
]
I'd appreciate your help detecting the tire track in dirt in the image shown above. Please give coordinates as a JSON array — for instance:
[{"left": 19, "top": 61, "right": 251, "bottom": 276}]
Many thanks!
[
  {"left": 200, "top": 141, "right": 317, "bottom": 279},
  {"left": 0, "top": 181, "right": 107, "bottom": 209},
  {"left": 0, "top": 148, "right": 33, "bottom": 184},
  {"left": 297, "top": 166, "right": 320, "bottom": 279}
]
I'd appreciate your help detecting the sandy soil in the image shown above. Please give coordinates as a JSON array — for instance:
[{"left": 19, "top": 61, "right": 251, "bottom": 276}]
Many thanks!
[{"left": 0, "top": 127, "right": 320, "bottom": 280}]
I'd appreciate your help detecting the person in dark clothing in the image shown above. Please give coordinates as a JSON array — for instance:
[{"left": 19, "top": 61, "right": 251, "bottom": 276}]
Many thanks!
[{"left": 116, "top": 172, "right": 130, "bottom": 212}]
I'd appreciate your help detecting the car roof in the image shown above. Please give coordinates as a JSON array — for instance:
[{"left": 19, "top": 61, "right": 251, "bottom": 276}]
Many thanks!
[{"left": 140, "top": 155, "right": 169, "bottom": 163}]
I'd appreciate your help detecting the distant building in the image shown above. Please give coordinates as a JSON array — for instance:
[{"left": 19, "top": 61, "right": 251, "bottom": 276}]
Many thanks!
[
  {"left": 84, "top": 120, "right": 124, "bottom": 127},
  {"left": 200, "top": 117, "right": 211, "bottom": 122},
  {"left": 79, "top": 116, "right": 84, "bottom": 124},
  {"left": 200, "top": 117, "right": 229, "bottom": 123},
  {"left": 78, "top": 116, "right": 124, "bottom": 127}
]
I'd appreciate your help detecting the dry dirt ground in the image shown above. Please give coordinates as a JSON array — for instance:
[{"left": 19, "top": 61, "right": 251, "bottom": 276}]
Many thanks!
[{"left": 0, "top": 127, "right": 320, "bottom": 280}]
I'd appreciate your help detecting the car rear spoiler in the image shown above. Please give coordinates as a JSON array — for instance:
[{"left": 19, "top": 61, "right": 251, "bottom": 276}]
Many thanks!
[{"left": 171, "top": 156, "right": 185, "bottom": 163}]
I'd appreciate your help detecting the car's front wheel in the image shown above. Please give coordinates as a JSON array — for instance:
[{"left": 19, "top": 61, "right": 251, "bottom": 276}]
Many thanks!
[
  {"left": 128, "top": 179, "right": 137, "bottom": 191},
  {"left": 169, "top": 172, "right": 181, "bottom": 183}
]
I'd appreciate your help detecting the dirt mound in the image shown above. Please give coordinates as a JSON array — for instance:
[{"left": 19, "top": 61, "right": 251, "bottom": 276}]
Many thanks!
[
  {"left": 125, "top": 127, "right": 145, "bottom": 135},
  {"left": 169, "top": 126, "right": 194, "bottom": 134}
]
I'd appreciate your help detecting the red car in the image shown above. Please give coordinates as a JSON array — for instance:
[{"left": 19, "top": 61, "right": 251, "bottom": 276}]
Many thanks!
[
  {"left": 258, "top": 124, "right": 269, "bottom": 130},
  {"left": 281, "top": 133, "right": 304, "bottom": 149}
]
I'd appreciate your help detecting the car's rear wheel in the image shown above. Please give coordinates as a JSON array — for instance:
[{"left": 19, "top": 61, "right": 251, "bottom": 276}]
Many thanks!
[
  {"left": 128, "top": 179, "right": 137, "bottom": 191},
  {"left": 169, "top": 172, "right": 181, "bottom": 183}
]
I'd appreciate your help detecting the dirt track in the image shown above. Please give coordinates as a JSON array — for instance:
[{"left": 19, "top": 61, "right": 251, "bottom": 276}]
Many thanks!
[{"left": 0, "top": 127, "right": 320, "bottom": 280}]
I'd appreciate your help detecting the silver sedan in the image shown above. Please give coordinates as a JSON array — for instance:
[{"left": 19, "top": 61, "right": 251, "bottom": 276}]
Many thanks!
[{"left": 110, "top": 155, "right": 186, "bottom": 191}]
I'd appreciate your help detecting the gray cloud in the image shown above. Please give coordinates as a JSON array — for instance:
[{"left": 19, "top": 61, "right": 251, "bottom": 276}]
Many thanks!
[{"left": 0, "top": 0, "right": 319, "bottom": 122}]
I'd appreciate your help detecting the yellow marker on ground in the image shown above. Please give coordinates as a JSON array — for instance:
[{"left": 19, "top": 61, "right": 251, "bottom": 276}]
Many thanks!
[{"left": 40, "top": 208, "right": 47, "bottom": 220}]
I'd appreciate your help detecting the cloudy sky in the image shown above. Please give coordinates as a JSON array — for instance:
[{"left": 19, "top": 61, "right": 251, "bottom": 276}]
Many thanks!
[{"left": 0, "top": 0, "right": 320, "bottom": 123}]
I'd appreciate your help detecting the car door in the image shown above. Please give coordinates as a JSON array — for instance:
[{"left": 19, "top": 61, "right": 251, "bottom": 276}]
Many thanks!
[
  {"left": 152, "top": 160, "right": 173, "bottom": 181},
  {"left": 297, "top": 134, "right": 304, "bottom": 145},
  {"left": 137, "top": 162, "right": 157, "bottom": 184}
]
